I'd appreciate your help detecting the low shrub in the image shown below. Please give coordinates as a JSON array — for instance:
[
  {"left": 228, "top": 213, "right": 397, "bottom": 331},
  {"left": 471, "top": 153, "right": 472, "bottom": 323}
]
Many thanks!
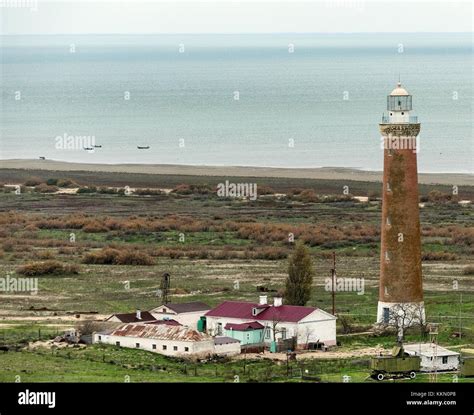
[
  {"left": 421, "top": 252, "right": 457, "bottom": 261},
  {"left": 24, "top": 177, "right": 43, "bottom": 186},
  {"left": 83, "top": 248, "right": 154, "bottom": 265},
  {"left": 17, "top": 260, "right": 80, "bottom": 276},
  {"left": 462, "top": 265, "right": 474, "bottom": 275},
  {"left": 34, "top": 184, "right": 58, "bottom": 193}
]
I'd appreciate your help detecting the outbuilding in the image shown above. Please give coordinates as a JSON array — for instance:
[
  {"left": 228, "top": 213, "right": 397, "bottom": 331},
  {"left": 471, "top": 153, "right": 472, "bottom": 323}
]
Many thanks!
[
  {"left": 404, "top": 344, "right": 460, "bottom": 372},
  {"left": 93, "top": 323, "right": 215, "bottom": 357}
]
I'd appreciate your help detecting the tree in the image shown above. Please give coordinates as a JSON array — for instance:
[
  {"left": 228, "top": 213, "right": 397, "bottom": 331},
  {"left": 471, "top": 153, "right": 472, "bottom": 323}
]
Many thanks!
[
  {"left": 385, "top": 303, "right": 425, "bottom": 343},
  {"left": 284, "top": 242, "right": 314, "bottom": 306}
]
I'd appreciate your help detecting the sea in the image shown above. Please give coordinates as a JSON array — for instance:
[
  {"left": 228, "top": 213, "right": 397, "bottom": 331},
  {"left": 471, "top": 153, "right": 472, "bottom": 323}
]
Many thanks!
[{"left": 0, "top": 33, "right": 472, "bottom": 173}]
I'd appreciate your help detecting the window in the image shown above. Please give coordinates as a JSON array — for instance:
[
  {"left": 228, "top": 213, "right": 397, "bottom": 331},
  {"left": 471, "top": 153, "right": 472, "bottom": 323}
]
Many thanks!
[
  {"left": 246, "top": 333, "right": 250, "bottom": 341},
  {"left": 185, "top": 347, "right": 189, "bottom": 352},
  {"left": 217, "top": 323, "right": 223, "bottom": 335},
  {"left": 162, "top": 308, "right": 166, "bottom": 312},
  {"left": 135, "top": 343, "right": 140, "bottom": 348},
  {"left": 173, "top": 346, "right": 178, "bottom": 351},
  {"left": 442, "top": 356, "right": 448, "bottom": 364},
  {"left": 265, "top": 328, "right": 271, "bottom": 339},
  {"left": 252, "top": 308, "right": 257, "bottom": 316},
  {"left": 152, "top": 344, "right": 156, "bottom": 350},
  {"left": 98, "top": 335, "right": 102, "bottom": 341},
  {"left": 281, "top": 328, "right": 287, "bottom": 340},
  {"left": 115, "top": 341, "right": 120, "bottom": 346},
  {"left": 383, "top": 308, "right": 390, "bottom": 324},
  {"left": 162, "top": 345, "right": 167, "bottom": 350}
]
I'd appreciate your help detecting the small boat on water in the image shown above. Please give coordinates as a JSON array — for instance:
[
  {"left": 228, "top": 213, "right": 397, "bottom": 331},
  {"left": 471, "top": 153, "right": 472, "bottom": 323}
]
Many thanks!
[
  {"left": 93, "top": 145, "right": 102, "bottom": 148},
  {"left": 39, "top": 156, "right": 46, "bottom": 160},
  {"left": 84, "top": 147, "right": 94, "bottom": 151},
  {"left": 137, "top": 146, "right": 150, "bottom": 149}
]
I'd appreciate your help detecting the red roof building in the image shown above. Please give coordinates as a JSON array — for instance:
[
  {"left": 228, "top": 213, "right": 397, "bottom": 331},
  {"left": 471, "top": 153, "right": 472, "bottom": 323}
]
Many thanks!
[
  {"left": 205, "top": 297, "right": 337, "bottom": 349},
  {"left": 205, "top": 301, "right": 316, "bottom": 323}
]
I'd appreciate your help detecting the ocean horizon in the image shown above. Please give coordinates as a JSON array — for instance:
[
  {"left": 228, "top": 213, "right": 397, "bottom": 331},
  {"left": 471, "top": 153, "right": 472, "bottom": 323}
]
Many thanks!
[{"left": 1, "top": 33, "right": 472, "bottom": 174}]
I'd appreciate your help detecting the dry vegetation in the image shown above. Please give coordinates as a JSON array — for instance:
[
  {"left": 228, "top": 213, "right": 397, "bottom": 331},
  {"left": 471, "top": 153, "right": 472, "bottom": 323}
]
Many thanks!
[{"left": 17, "top": 260, "right": 80, "bottom": 276}]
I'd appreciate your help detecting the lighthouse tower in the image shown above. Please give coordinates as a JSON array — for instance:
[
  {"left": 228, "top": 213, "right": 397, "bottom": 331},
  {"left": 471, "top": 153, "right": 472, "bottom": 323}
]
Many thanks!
[{"left": 377, "top": 82, "right": 424, "bottom": 325}]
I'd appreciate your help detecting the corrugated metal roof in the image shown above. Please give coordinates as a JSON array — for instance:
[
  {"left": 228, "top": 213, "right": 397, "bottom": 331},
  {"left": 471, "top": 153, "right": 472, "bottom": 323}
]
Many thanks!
[
  {"left": 109, "top": 323, "right": 211, "bottom": 342},
  {"left": 205, "top": 301, "right": 320, "bottom": 323}
]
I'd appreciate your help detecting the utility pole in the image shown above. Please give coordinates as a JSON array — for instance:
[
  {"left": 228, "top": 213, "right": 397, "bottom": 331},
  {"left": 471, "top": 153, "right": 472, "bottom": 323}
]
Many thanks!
[
  {"left": 160, "top": 272, "right": 171, "bottom": 304},
  {"left": 331, "top": 251, "right": 336, "bottom": 316},
  {"left": 459, "top": 292, "right": 462, "bottom": 340}
]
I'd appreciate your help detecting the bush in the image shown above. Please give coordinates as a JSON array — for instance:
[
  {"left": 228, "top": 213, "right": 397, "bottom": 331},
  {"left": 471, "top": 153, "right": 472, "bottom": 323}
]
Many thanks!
[
  {"left": 34, "top": 183, "right": 58, "bottom": 193},
  {"left": 77, "top": 186, "right": 97, "bottom": 194},
  {"left": 56, "top": 179, "right": 78, "bottom": 188},
  {"left": 82, "top": 220, "right": 108, "bottom": 233},
  {"left": 17, "top": 260, "right": 80, "bottom": 276},
  {"left": 24, "top": 177, "right": 43, "bottom": 186},
  {"left": 83, "top": 248, "right": 154, "bottom": 265},
  {"left": 462, "top": 265, "right": 474, "bottom": 275},
  {"left": 34, "top": 250, "right": 55, "bottom": 260},
  {"left": 421, "top": 252, "right": 457, "bottom": 261}
]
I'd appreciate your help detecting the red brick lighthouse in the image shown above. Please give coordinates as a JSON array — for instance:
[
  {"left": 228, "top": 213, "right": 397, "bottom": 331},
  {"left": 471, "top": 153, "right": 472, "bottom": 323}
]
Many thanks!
[{"left": 377, "top": 82, "right": 424, "bottom": 325}]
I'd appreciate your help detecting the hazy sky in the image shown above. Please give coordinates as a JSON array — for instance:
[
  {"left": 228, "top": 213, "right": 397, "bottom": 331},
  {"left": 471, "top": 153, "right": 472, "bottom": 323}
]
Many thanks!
[{"left": 1, "top": 0, "right": 472, "bottom": 35}]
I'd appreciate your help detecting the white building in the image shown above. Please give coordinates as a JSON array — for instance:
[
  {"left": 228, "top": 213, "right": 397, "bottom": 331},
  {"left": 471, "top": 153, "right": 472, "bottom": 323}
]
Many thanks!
[
  {"left": 205, "top": 296, "right": 337, "bottom": 349},
  {"left": 150, "top": 302, "right": 211, "bottom": 329},
  {"left": 404, "top": 343, "right": 460, "bottom": 372},
  {"left": 93, "top": 323, "right": 215, "bottom": 357}
]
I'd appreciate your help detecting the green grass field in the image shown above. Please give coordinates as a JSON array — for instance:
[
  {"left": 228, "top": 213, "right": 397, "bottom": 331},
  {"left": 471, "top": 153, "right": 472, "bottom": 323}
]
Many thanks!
[{"left": 0, "top": 172, "right": 472, "bottom": 383}]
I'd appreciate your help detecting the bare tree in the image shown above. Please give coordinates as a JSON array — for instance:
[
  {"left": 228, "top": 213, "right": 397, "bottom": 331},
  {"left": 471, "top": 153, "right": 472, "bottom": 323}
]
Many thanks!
[
  {"left": 385, "top": 303, "right": 424, "bottom": 343},
  {"left": 269, "top": 310, "right": 282, "bottom": 342},
  {"left": 299, "top": 325, "right": 315, "bottom": 348},
  {"left": 76, "top": 319, "right": 109, "bottom": 335}
]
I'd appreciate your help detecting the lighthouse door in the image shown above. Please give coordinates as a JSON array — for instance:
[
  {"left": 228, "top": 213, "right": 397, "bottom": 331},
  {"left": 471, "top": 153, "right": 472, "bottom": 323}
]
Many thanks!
[{"left": 383, "top": 307, "right": 390, "bottom": 324}]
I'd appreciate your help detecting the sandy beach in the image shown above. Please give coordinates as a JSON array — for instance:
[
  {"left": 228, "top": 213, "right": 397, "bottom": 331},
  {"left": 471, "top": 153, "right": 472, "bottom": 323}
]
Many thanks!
[{"left": 1, "top": 159, "right": 472, "bottom": 186}]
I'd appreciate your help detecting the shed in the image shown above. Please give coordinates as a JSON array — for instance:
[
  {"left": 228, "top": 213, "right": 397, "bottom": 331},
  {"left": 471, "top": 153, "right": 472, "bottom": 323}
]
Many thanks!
[{"left": 404, "top": 343, "right": 460, "bottom": 372}]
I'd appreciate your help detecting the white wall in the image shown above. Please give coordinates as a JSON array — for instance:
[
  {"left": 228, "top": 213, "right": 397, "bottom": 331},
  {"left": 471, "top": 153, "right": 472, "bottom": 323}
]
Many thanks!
[
  {"left": 418, "top": 355, "right": 459, "bottom": 372},
  {"left": 214, "top": 341, "right": 241, "bottom": 357},
  {"left": 93, "top": 333, "right": 214, "bottom": 357}
]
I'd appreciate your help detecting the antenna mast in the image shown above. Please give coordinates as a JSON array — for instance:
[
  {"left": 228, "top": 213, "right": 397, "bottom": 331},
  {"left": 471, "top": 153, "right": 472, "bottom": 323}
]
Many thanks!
[{"left": 160, "top": 272, "right": 171, "bottom": 304}]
